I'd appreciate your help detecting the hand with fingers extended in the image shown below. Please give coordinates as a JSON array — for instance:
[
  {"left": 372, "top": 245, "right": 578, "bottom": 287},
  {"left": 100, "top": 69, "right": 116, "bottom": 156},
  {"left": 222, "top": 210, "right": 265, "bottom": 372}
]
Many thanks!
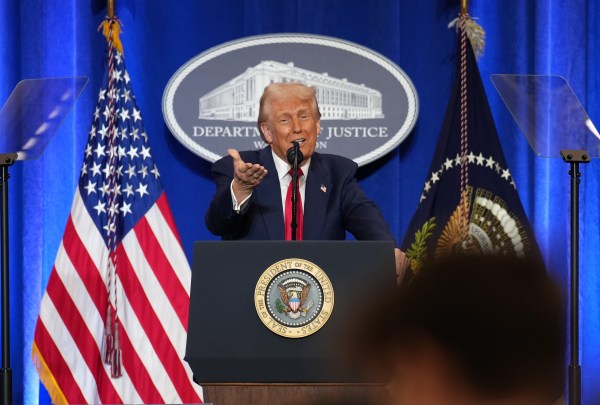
[{"left": 229, "top": 149, "right": 268, "bottom": 203}]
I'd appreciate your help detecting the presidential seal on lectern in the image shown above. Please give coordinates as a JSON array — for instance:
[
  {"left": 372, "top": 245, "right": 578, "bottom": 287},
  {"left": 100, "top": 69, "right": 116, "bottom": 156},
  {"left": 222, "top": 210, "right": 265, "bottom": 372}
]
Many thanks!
[{"left": 254, "top": 258, "right": 334, "bottom": 338}]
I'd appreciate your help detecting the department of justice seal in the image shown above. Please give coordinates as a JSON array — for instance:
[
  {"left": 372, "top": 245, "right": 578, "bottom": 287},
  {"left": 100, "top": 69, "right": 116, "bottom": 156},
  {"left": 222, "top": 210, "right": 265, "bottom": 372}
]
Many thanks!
[
  {"left": 163, "top": 34, "right": 419, "bottom": 167},
  {"left": 254, "top": 258, "right": 334, "bottom": 338}
]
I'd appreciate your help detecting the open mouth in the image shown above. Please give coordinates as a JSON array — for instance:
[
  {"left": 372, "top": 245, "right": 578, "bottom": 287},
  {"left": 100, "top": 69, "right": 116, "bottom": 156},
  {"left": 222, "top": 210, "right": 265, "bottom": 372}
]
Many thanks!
[{"left": 291, "top": 138, "right": 306, "bottom": 146}]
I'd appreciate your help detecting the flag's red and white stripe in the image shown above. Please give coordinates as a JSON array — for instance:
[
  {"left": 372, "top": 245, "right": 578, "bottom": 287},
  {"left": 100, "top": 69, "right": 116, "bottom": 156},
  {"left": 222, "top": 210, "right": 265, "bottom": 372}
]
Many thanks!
[{"left": 33, "top": 189, "right": 203, "bottom": 404}]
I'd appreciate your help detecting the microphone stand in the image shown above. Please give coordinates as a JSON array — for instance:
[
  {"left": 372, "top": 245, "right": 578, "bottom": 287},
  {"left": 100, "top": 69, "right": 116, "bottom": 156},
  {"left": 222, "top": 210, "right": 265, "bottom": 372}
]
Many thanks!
[{"left": 286, "top": 142, "right": 303, "bottom": 240}]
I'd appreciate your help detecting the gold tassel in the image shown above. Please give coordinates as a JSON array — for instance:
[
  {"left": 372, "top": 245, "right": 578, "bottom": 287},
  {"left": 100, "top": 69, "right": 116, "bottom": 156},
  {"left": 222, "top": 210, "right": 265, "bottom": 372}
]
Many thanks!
[
  {"left": 448, "top": 15, "right": 486, "bottom": 58},
  {"left": 98, "top": 17, "right": 124, "bottom": 57}
]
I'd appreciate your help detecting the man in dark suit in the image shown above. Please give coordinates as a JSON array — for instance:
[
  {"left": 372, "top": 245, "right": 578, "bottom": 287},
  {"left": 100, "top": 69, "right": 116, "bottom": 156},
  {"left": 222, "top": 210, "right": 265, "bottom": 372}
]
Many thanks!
[{"left": 205, "top": 82, "right": 407, "bottom": 277}]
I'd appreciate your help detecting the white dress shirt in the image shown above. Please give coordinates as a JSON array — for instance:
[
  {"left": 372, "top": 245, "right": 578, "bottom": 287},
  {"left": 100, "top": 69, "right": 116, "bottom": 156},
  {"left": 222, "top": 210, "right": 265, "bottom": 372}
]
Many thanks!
[{"left": 231, "top": 150, "right": 311, "bottom": 217}]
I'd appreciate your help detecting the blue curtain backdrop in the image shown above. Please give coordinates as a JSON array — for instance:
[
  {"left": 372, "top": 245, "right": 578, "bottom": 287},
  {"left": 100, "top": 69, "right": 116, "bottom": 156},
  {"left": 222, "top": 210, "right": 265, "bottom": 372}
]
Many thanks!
[{"left": 0, "top": 0, "right": 598, "bottom": 403}]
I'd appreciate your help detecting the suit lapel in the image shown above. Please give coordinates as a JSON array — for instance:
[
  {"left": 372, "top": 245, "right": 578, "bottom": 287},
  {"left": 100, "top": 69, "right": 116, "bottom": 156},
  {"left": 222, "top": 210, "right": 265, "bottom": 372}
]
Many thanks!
[
  {"left": 255, "top": 147, "right": 285, "bottom": 240},
  {"left": 304, "top": 153, "right": 331, "bottom": 240}
]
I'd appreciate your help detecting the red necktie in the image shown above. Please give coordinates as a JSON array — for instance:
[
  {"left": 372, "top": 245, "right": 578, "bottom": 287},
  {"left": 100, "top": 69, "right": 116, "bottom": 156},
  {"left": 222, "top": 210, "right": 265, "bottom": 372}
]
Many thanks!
[{"left": 285, "top": 168, "right": 303, "bottom": 240}]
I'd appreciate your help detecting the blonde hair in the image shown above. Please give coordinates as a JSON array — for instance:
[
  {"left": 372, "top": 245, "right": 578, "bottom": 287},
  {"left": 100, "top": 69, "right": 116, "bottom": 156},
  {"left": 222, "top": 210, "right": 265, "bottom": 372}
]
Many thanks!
[{"left": 257, "top": 82, "right": 321, "bottom": 140}]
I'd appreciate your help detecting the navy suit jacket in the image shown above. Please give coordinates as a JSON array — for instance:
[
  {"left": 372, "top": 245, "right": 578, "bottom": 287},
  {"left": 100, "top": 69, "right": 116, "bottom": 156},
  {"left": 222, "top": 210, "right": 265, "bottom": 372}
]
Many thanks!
[{"left": 205, "top": 147, "right": 395, "bottom": 242}]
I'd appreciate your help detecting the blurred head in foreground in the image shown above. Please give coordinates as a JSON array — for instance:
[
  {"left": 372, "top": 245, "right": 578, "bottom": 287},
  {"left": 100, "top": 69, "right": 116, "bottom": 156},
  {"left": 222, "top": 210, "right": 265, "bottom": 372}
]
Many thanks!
[{"left": 363, "top": 254, "right": 565, "bottom": 405}]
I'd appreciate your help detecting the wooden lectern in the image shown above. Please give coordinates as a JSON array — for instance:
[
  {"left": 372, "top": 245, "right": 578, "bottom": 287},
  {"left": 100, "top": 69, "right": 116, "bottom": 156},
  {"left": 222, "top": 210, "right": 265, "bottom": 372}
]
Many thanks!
[{"left": 187, "top": 241, "right": 396, "bottom": 405}]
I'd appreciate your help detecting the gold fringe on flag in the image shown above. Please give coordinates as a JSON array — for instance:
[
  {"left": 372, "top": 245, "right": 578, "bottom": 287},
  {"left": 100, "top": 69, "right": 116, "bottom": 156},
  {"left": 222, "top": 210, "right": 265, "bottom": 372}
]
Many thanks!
[
  {"left": 98, "top": 17, "right": 124, "bottom": 56},
  {"left": 32, "top": 343, "right": 68, "bottom": 405}
]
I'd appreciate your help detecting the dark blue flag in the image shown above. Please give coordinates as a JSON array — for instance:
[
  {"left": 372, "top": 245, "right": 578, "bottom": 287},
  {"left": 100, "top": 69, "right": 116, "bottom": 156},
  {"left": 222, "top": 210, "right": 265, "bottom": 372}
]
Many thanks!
[{"left": 402, "top": 32, "right": 540, "bottom": 275}]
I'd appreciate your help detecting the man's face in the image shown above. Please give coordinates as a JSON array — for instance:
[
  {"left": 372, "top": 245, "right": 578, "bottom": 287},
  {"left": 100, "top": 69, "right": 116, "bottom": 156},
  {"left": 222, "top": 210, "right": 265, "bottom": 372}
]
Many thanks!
[{"left": 260, "top": 93, "right": 320, "bottom": 164}]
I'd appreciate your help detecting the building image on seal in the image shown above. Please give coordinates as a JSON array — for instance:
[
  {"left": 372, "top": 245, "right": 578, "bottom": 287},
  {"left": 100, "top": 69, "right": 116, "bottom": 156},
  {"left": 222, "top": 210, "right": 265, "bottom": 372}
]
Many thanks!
[{"left": 198, "top": 60, "right": 384, "bottom": 122}]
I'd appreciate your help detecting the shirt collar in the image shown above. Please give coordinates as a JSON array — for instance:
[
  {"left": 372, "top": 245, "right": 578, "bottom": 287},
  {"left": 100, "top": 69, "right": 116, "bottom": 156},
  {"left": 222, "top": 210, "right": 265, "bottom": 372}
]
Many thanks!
[{"left": 271, "top": 149, "right": 311, "bottom": 181}]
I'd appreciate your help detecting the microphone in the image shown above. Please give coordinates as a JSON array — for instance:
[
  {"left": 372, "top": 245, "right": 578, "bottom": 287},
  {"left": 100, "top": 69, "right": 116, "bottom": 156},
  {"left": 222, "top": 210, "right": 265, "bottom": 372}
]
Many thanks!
[
  {"left": 286, "top": 141, "right": 303, "bottom": 240},
  {"left": 286, "top": 141, "right": 304, "bottom": 165}
]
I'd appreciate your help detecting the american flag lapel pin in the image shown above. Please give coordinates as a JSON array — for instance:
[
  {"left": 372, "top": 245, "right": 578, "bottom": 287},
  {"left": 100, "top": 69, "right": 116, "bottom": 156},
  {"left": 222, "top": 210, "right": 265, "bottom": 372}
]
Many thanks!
[{"left": 320, "top": 184, "right": 327, "bottom": 193}]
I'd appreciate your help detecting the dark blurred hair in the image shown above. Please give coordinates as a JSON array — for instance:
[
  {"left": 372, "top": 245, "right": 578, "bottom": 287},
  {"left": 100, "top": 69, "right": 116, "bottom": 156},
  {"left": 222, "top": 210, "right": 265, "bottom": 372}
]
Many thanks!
[{"left": 364, "top": 254, "right": 566, "bottom": 402}]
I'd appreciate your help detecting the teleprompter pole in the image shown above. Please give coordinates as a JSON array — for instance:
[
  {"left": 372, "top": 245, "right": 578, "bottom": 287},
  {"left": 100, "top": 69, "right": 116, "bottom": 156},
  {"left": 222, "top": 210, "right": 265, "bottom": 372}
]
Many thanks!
[
  {"left": 561, "top": 149, "right": 590, "bottom": 405},
  {"left": 569, "top": 159, "right": 581, "bottom": 405},
  {"left": 0, "top": 153, "right": 17, "bottom": 405}
]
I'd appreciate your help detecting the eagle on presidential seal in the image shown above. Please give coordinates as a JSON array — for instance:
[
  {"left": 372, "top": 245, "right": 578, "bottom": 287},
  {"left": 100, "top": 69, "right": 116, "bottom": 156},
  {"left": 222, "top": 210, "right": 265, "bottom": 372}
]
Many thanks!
[{"left": 276, "top": 277, "right": 314, "bottom": 320}]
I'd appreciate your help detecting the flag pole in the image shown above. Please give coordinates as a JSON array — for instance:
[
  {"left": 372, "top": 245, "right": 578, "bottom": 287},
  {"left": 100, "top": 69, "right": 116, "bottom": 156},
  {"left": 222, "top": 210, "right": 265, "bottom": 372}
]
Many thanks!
[
  {"left": 107, "top": 0, "right": 114, "bottom": 18},
  {"left": 461, "top": 0, "right": 468, "bottom": 15}
]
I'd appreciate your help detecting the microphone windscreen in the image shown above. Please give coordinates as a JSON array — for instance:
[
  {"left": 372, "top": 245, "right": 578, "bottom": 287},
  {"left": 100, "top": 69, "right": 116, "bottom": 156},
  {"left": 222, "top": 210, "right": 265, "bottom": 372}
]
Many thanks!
[{"left": 286, "top": 143, "right": 304, "bottom": 165}]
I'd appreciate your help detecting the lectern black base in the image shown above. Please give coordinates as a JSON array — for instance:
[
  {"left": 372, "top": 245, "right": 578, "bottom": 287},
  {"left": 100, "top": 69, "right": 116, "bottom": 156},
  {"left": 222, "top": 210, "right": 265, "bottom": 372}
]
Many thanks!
[{"left": 186, "top": 241, "right": 396, "bottom": 383}]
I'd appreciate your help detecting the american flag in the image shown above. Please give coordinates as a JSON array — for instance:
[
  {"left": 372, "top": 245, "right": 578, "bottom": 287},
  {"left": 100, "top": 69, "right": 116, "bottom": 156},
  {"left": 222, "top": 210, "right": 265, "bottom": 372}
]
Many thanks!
[{"left": 32, "top": 18, "right": 203, "bottom": 404}]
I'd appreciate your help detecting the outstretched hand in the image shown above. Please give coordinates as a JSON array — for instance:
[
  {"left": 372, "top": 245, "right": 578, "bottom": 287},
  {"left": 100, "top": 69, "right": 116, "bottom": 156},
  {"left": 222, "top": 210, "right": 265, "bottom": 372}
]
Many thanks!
[{"left": 229, "top": 149, "right": 268, "bottom": 202}]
